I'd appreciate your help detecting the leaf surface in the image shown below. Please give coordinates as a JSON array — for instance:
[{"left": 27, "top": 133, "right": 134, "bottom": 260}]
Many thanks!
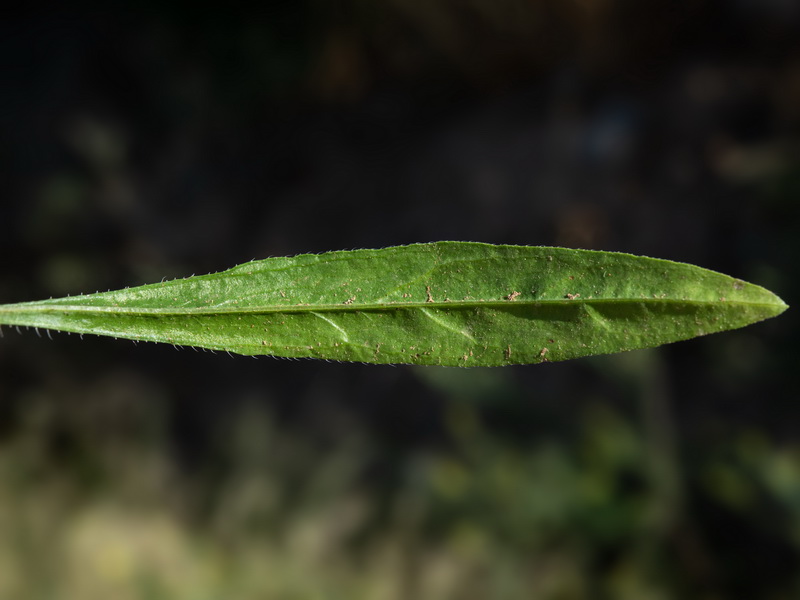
[{"left": 0, "top": 242, "right": 787, "bottom": 366}]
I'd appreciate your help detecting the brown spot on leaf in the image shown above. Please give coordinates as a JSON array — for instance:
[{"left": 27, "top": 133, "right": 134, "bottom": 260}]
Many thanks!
[{"left": 505, "top": 291, "right": 521, "bottom": 301}]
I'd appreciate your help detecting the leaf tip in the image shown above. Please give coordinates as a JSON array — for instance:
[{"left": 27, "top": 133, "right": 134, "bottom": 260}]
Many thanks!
[{"left": 756, "top": 287, "right": 789, "bottom": 323}]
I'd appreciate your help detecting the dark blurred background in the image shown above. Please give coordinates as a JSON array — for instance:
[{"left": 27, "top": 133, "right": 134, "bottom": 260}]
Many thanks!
[{"left": 0, "top": 2, "right": 798, "bottom": 598}]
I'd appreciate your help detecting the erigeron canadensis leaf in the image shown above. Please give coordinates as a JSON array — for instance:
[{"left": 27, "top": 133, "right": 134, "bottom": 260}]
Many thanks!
[{"left": 0, "top": 242, "right": 787, "bottom": 366}]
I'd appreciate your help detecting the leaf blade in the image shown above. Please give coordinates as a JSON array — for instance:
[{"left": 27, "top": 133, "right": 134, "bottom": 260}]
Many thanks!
[{"left": 0, "top": 242, "right": 787, "bottom": 366}]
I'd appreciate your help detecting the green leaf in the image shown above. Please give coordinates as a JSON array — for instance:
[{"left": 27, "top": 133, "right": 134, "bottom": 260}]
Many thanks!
[{"left": 0, "top": 242, "right": 787, "bottom": 366}]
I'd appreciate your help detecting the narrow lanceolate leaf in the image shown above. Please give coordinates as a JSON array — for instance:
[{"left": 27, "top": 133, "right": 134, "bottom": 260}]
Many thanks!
[{"left": 0, "top": 242, "right": 787, "bottom": 366}]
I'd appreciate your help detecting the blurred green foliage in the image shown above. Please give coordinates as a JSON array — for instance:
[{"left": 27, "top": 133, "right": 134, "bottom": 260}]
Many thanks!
[{"left": 0, "top": 353, "right": 799, "bottom": 599}]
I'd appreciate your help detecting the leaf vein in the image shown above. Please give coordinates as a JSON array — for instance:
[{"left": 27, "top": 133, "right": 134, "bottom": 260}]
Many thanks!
[
  {"left": 311, "top": 311, "right": 350, "bottom": 342},
  {"left": 419, "top": 307, "right": 476, "bottom": 342}
]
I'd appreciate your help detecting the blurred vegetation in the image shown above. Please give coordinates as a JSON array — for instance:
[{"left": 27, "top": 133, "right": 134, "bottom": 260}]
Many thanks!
[
  {"left": 1, "top": 1, "right": 799, "bottom": 598},
  {"left": 2, "top": 353, "right": 800, "bottom": 598}
]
